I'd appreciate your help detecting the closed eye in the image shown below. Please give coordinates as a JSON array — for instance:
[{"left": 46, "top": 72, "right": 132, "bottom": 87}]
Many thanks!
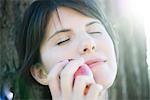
[
  {"left": 57, "top": 38, "right": 70, "bottom": 45},
  {"left": 89, "top": 32, "right": 102, "bottom": 34}
]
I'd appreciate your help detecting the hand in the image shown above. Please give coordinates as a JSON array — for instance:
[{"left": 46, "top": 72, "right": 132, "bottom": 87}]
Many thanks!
[{"left": 47, "top": 58, "right": 103, "bottom": 100}]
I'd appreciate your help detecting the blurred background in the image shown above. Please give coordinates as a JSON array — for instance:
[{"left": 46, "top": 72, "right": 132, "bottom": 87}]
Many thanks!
[{"left": 0, "top": 0, "right": 150, "bottom": 100}]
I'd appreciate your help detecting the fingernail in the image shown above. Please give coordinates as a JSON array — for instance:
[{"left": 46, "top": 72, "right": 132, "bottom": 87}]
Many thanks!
[
  {"left": 68, "top": 59, "right": 73, "bottom": 61},
  {"left": 78, "top": 57, "right": 84, "bottom": 62},
  {"left": 58, "top": 59, "right": 69, "bottom": 63},
  {"left": 75, "top": 57, "right": 84, "bottom": 61}
]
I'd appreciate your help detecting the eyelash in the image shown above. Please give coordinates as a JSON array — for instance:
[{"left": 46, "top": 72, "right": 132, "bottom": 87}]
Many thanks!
[
  {"left": 56, "top": 32, "right": 101, "bottom": 45},
  {"left": 89, "top": 32, "right": 102, "bottom": 34},
  {"left": 56, "top": 38, "right": 70, "bottom": 45}
]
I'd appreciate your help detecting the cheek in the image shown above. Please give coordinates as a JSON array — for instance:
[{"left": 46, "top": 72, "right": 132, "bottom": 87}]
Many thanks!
[
  {"left": 99, "top": 35, "right": 115, "bottom": 54},
  {"left": 40, "top": 48, "right": 63, "bottom": 71},
  {"left": 40, "top": 50, "right": 56, "bottom": 71},
  {"left": 97, "top": 34, "right": 116, "bottom": 63},
  {"left": 94, "top": 35, "right": 117, "bottom": 88},
  {"left": 40, "top": 47, "right": 76, "bottom": 71},
  {"left": 92, "top": 63, "right": 117, "bottom": 88}
]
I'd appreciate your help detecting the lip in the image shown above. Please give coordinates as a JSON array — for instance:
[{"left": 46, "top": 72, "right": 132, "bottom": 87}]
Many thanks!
[{"left": 85, "top": 58, "right": 107, "bottom": 68}]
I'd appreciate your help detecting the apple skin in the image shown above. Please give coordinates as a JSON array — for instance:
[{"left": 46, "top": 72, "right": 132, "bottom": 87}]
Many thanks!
[
  {"left": 74, "top": 64, "right": 93, "bottom": 95},
  {"left": 74, "top": 64, "right": 92, "bottom": 78}
]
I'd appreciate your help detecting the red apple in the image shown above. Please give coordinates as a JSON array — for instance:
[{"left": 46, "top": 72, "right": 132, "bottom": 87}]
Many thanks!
[
  {"left": 74, "top": 64, "right": 92, "bottom": 78},
  {"left": 74, "top": 64, "right": 93, "bottom": 95}
]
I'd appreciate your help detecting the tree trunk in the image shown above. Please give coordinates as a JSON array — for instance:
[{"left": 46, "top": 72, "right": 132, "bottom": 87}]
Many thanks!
[
  {"left": 0, "top": 0, "right": 149, "bottom": 100},
  {"left": 104, "top": 0, "right": 150, "bottom": 100},
  {"left": 0, "top": 0, "right": 34, "bottom": 98}
]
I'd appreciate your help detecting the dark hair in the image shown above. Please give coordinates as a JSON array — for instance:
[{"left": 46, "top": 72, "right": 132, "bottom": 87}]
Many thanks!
[{"left": 14, "top": 0, "right": 118, "bottom": 99}]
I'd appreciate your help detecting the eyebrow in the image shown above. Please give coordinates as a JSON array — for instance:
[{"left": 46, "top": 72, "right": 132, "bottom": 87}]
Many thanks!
[
  {"left": 86, "top": 21, "right": 101, "bottom": 27},
  {"left": 48, "top": 29, "right": 71, "bottom": 40},
  {"left": 47, "top": 21, "right": 100, "bottom": 41}
]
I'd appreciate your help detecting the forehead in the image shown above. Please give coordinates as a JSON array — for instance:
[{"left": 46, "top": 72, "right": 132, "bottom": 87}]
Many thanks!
[
  {"left": 46, "top": 7, "right": 97, "bottom": 30},
  {"left": 51, "top": 7, "right": 94, "bottom": 24},
  {"left": 43, "top": 7, "right": 103, "bottom": 41}
]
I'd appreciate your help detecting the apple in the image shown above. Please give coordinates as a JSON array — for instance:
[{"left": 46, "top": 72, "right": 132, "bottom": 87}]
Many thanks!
[
  {"left": 74, "top": 64, "right": 93, "bottom": 95},
  {"left": 74, "top": 64, "right": 92, "bottom": 78}
]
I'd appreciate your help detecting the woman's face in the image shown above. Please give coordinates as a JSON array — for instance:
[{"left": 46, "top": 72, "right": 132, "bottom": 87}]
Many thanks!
[{"left": 40, "top": 7, "right": 117, "bottom": 88}]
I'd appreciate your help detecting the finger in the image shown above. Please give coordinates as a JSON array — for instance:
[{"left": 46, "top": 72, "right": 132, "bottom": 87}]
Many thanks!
[
  {"left": 73, "top": 75, "right": 95, "bottom": 99},
  {"left": 86, "top": 84, "right": 103, "bottom": 100},
  {"left": 47, "top": 60, "right": 69, "bottom": 98},
  {"left": 60, "top": 58, "right": 84, "bottom": 99}
]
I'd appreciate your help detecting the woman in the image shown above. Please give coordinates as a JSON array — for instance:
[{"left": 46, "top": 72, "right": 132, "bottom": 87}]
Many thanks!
[{"left": 14, "top": 0, "right": 118, "bottom": 99}]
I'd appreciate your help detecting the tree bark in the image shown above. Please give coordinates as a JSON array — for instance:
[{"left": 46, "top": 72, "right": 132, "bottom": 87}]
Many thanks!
[
  {"left": 0, "top": 0, "right": 149, "bottom": 100},
  {"left": 0, "top": 0, "right": 34, "bottom": 96}
]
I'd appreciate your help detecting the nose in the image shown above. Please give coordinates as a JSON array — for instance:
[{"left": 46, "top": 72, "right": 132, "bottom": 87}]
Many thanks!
[{"left": 79, "top": 38, "right": 96, "bottom": 54}]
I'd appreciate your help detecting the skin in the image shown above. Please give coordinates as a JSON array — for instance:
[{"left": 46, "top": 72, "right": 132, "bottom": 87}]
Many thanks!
[{"left": 31, "top": 7, "right": 117, "bottom": 100}]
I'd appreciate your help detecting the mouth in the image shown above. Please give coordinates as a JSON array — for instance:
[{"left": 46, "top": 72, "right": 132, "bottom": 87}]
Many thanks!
[{"left": 85, "top": 58, "right": 107, "bottom": 68}]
